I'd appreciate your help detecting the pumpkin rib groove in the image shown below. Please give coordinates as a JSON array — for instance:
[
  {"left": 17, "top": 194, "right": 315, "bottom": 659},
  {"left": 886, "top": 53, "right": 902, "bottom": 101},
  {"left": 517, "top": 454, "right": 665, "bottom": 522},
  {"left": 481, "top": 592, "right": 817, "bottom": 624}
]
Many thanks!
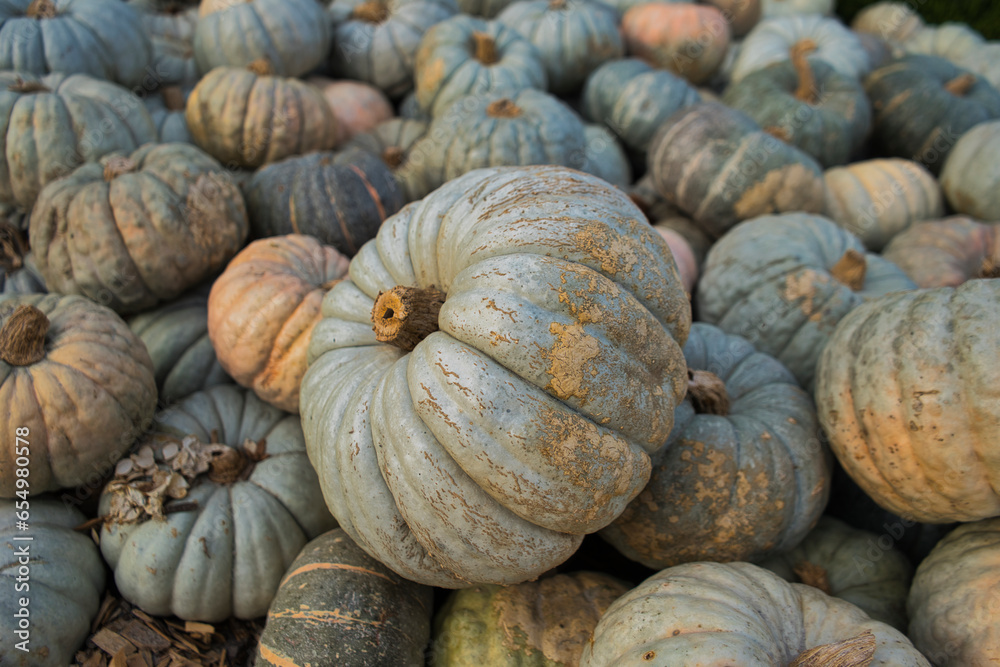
[
  {"left": 694, "top": 133, "right": 758, "bottom": 224},
  {"left": 38, "top": 355, "right": 135, "bottom": 444},
  {"left": 105, "top": 183, "right": 159, "bottom": 299}
]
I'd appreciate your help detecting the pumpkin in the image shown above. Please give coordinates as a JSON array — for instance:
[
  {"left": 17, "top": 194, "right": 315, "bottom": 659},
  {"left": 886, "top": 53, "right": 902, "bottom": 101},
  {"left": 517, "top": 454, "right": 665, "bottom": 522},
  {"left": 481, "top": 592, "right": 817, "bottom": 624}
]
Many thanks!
[
  {"left": 732, "top": 14, "right": 871, "bottom": 83},
  {"left": 144, "top": 86, "right": 194, "bottom": 144},
  {"left": 0, "top": 71, "right": 157, "bottom": 211},
  {"left": 328, "top": 0, "right": 457, "bottom": 100},
  {"left": 940, "top": 119, "right": 1000, "bottom": 220},
  {"left": 0, "top": 294, "right": 157, "bottom": 497},
  {"left": 823, "top": 158, "right": 943, "bottom": 251},
  {"left": 301, "top": 165, "right": 691, "bottom": 587},
  {"left": 907, "top": 518, "right": 1000, "bottom": 666},
  {"left": 0, "top": 499, "right": 106, "bottom": 667},
  {"left": 29, "top": 144, "right": 248, "bottom": 315},
  {"left": 959, "top": 41, "right": 1000, "bottom": 91},
  {"left": 185, "top": 60, "right": 339, "bottom": 169},
  {"left": 622, "top": 3, "right": 731, "bottom": 85},
  {"left": 581, "top": 58, "right": 701, "bottom": 156},
  {"left": 864, "top": 55, "right": 1000, "bottom": 175},
  {"left": 701, "top": 0, "right": 761, "bottom": 38},
  {"left": 581, "top": 561, "right": 930, "bottom": 665},
  {"left": 579, "top": 123, "right": 632, "bottom": 190},
  {"left": 815, "top": 278, "right": 1000, "bottom": 524},
  {"left": 0, "top": 0, "right": 152, "bottom": 87},
  {"left": 430, "top": 571, "right": 629, "bottom": 666},
  {"left": 760, "top": 0, "right": 834, "bottom": 17},
  {"left": 903, "top": 22, "right": 985, "bottom": 66},
  {"left": 135, "top": 2, "right": 199, "bottom": 88},
  {"left": 850, "top": 1, "right": 924, "bottom": 44},
  {"left": 601, "top": 322, "right": 829, "bottom": 569},
  {"left": 456, "top": 0, "right": 517, "bottom": 18},
  {"left": 398, "top": 89, "right": 431, "bottom": 121},
  {"left": 243, "top": 148, "right": 404, "bottom": 256},
  {"left": 258, "top": 528, "right": 433, "bottom": 667},
  {"left": 696, "top": 212, "right": 916, "bottom": 390},
  {"left": 654, "top": 216, "right": 712, "bottom": 270},
  {"left": 759, "top": 516, "right": 913, "bottom": 631},
  {"left": 496, "top": 0, "right": 624, "bottom": 95},
  {"left": 307, "top": 77, "right": 396, "bottom": 146},
  {"left": 413, "top": 15, "right": 547, "bottom": 117},
  {"left": 129, "top": 285, "right": 231, "bottom": 406},
  {"left": 882, "top": 216, "right": 1000, "bottom": 288},
  {"left": 1, "top": 252, "right": 45, "bottom": 295},
  {"left": 99, "top": 383, "right": 337, "bottom": 621},
  {"left": 193, "top": 0, "right": 330, "bottom": 78},
  {"left": 647, "top": 102, "right": 828, "bottom": 239},
  {"left": 345, "top": 118, "right": 431, "bottom": 202}
]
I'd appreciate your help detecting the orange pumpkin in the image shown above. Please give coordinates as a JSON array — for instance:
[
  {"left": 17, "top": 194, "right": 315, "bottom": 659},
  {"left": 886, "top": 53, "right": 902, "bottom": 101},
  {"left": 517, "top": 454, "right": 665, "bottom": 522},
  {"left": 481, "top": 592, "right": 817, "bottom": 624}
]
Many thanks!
[
  {"left": 621, "top": 3, "right": 731, "bottom": 84},
  {"left": 307, "top": 77, "right": 395, "bottom": 146}
]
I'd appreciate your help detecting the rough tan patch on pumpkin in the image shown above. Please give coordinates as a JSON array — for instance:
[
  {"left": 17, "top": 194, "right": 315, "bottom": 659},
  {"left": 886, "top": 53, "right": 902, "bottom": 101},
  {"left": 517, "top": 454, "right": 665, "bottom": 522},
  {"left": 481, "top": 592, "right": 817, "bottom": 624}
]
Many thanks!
[
  {"left": 544, "top": 322, "right": 600, "bottom": 400},
  {"left": 573, "top": 223, "right": 640, "bottom": 276},
  {"left": 784, "top": 269, "right": 829, "bottom": 321},
  {"left": 733, "top": 163, "right": 822, "bottom": 220}
]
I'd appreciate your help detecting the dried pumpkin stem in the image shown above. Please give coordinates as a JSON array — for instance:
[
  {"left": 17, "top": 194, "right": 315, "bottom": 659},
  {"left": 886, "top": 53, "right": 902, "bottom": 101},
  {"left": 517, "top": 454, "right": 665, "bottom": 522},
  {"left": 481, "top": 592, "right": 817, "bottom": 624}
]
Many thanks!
[
  {"left": 247, "top": 58, "right": 274, "bottom": 76},
  {"left": 0, "top": 304, "right": 50, "bottom": 366},
  {"left": 788, "top": 630, "right": 877, "bottom": 667},
  {"left": 791, "top": 39, "right": 819, "bottom": 104},
  {"left": 472, "top": 32, "right": 499, "bottom": 65},
  {"left": 793, "top": 561, "right": 833, "bottom": 595},
  {"left": 830, "top": 249, "right": 867, "bottom": 291},
  {"left": 687, "top": 370, "right": 730, "bottom": 416},
  {"left": 352, "top": 0, "right": 390, "bottom": 23},
  {"left": 161, "top": 85, "right": 186, "bottom": 112},
  {"left": 371, "top": 285, "right": 445, "bottom": 351},
  {"left": 207, "top": 446, "right": 248, "bottom": 485},
  {"left": 943, "top": 73, "right": 976, "bottom": 96},
  {"left": 103, "top": 156, "right": 139, "bottom": 181},
  {"left": 26, "top": 0, "right": 57, "bottom": 19},
  {"left": 6, "top": 78, "right": 50, "bottom": 94},
  {"left": 549, "top": 0, "right": 567, "bottom": 8},
  {"left": 978, "top": 256, "right": 1000, "bottom": 279},
  {"left": 1, "top": 223, "right": 25, "bottom": 275},
  {"left": 382, "top": 145, "right": 406, "bottom": 169},
  {"left": 763, "top": 125, "right": 791, "bottom": 143},
  {"left": 487, "top": 99, "right": 522, "bottom": 118}
]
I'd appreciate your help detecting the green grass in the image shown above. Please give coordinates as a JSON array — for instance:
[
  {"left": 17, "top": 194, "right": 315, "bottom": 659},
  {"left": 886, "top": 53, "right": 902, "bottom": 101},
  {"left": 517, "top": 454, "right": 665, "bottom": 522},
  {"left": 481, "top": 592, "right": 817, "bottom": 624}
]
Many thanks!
[{"left": 836, "top": 0, "right": 1000, "bottom": 40}]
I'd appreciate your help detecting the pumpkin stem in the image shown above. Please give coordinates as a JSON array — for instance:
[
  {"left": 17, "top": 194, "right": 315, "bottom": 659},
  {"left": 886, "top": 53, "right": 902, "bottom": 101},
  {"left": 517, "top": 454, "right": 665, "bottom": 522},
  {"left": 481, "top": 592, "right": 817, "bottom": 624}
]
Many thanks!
[
  {"left": 320, "top": 278, "right": 343, "bottom": 291},
  {"left": 26, "top": 0, "right": 57, "bottom": 19},
  {"left": 1, "top": 222, "right": 26, "bottom": 276},
  {"left": 830, "top": 249, "right": 867, "bottom": 291},
  {"left": 487, "top": 99, "right": 522, "bottom": 118},
  {"left": 6, "top": 77, "right": 50, "bottom": 94},
  {"left": 207, "top": 446, "right": 248, "bottom": 485},
  {"left": 382, "top": 145, "right": 406, "bottom": 169},
  {"left": 943, "top": 73, "right": 976, "bottom": 97},
  {"left": 352, "top": 0, "right": 390, "bottom": 23},
  {"left": 978, "top": 256, "right": 1000, "bottom": 279},
  {"left": 472, "top": 32, "right": 499, "bottom": 65},
  {"left": 247, "top": 58, "right": 274, "bottom": 76},
  {"left": 763, "top": 125, "right": 791, "bottom": 143},
  {"left": 161, "top": 85, "right": 186, "bottom": 112},
  {"left": 788, "top": 631, "right": 877, "bottom": 667},
  {"left": 103, "top": 156, "right": 139, "bottom": 182},
  {"left": 791, "top": 38, "right": 819, "bottom": 104},
  {"left": 549, "top": 0, "right": 567, "bottom": 8},
  {"left": 687, "top": 369, "right": 730, "bottom": 416},
  {"left": 371, "top": 285, "right": 446, "bottom": 351},
  {"left": 793, "top": 561, "right": 833, "bottom": 595},
  {"left": 0, "top": 304, "right": 50, "bottom": 366}
]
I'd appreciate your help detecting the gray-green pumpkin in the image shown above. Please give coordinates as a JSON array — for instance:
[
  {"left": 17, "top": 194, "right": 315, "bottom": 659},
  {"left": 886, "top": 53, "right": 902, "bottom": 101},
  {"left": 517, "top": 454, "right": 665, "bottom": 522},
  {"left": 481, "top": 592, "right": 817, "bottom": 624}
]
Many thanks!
[
  {"left": 579, "top": 123, "right": 631, "bottom": 189},
  {"left": 258, "top": 528, "right": 433, "bottom": 667},
  {"left": 144, "top": 86, "right": 193, "bottom": 144},
  {"left": 345, "top": 117, "right": 430, "bottom": 203},
  {"left": 0, "top": 499, "right": 106, "bottom": 667},
  {"left": 940, "top": 119, "right": 1000, "bottom": 221},
  {"left": 695, "top": 212, "right": 917, "bottom": 390},
  {"left": 1, "top": 252, "right": 45, "bottom": 296},
  {"left": 601, "top": 322, "right": 830, "bottom": 569},
  {"left": 99, "top": 383, "right": 337, "bottom": 621},
  {"left": 135, "top": 1, "right": 199, "bottom": 88}
]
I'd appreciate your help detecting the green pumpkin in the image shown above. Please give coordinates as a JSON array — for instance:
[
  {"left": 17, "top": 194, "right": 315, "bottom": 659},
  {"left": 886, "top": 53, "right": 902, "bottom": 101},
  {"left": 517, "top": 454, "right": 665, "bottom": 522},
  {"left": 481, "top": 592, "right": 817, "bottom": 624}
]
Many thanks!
[
  {"left": 940, "top": 119, "right": 1000, "bottom": 221},
  {"left": 456, "top": 0, "right": 517, "bottom": 18},
  {"left": 301, "top": 165, "right": 691, "bottom": 587},
  {"left": 431, "top": 571, "right": 629, "bottom": 666},
  {"left": 328, "top": 0, "right": 457, "bottom": 99},
  {"left": 258, "top": 528, "right": 433, "bottom": 667},
  {"left": 1, "top": 230, "right": 46, "bottom": 295},
  {"left": 602, "top": 322, "right": 829, "bottom": 569},
  {"left": 99, "top": 384, "right": 337, "bottom": 621},
  {"left": 144, "top": 86, "right": 194, "bottom": 144},
  {"left": 695, "top": 212, "right": 917, "bottom": 390},
  {"left": 346, "top": 118, "right": 430, "bottom": 203},
  {"left": 579, "top": 123, "right": 632, "bottom": 189},
  {"left": 0, "top": 499, "right": 106, "bottom": 667},
  {"left": 134, "top": 2, "right": 199, "bottom": 88}
]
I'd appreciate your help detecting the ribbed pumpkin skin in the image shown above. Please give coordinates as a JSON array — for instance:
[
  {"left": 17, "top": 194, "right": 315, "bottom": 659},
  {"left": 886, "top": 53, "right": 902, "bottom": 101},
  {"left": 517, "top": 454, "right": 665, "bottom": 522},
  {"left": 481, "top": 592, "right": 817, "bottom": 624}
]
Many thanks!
[
  {"left": 414, "top": 15, "right": 547, "bottom": 117},
  {"left": 243, "top": 148, "right": 404, "bottom": 256},
  {"left": 145, "top": 89, "right": 194, "bottom": 144},
  {"left": 99, "top": 384, "right": 337, "bottom": 622},
  {"left": 0, "top": 500, "right": 106, "bottom": 667},
  {"left": 722, "top": 57, "right": 872, "bottom": 168},
  {"left": 696, "top": 213, "right": 917, "bottom": 390},
  {"left": 496, "top": 0, "right": 623, "bottom": 96},
  {"left": 582, "top": 58, "right": 701, "bottom": 155},
  {"left": 648, "top": 102, "right": 827, "bottom": 239},
  {"left": 328, "top": 0, "right": 457, "bottom": 99},
  {"left": 0, "top": 0, "right": 152, "bottom": 87},
  {"left": 258, "top": 529, "right": 433, "bottom": 667},
  {"left": 824, "top": 158, "right": 943, "bottom": 251},
  {"left": 903, "top": 23, "right": 984, "bottom": 66},
  {"left": 0, "top": 72, "right": 157, "bottom": 211},
  {"left": 850, "top": 1, "right": 924, "bottom": 43},
  {"left": 816, "top": 280, "right": 1000, "bottom": 524},
  {"left": 0, "top": 294, "right": 157, "bottom": 497},
  {"left": 622, "top": 3, "right": 731, "bottom": 85},
  {"left": 29, "top": 143, "right": 249, "bottom": 315},
  {"left": 882, "top": 217, "right": 1000, "bottom": 288},
  {"left": 601, "top": 322, "right": 828, "bottom": 569},
  {"left": 760, "top": 516, "right": 913, "bottom": 631},
  {"left": 580, "top": 123, "right": 632, "bottom": 190},
  {"left": 138, "top": 3, "right": 199, "bottom": 87},
  {"left": 702, "top": 0, "right": 761, "bottom": 37},
  {"left": 129, "top": 286, "right": 231, "bottom": 406},
  {"left": 907, "top": 518, "right": 1000, "bottom": 666},
  {"left": 208, "top": 235, "right": 350, "bottom": 414},
  {"left": 1, "top": 252, "right": 46, "bottom": 295},
  {"left": 940, "top": 119, "right": 1000, "bottom": 220},
  {"left": 185, "top": 66, "right": 339, "bottom": 169},
  {"left": 431, "top": 572, "right": 629, "bottom": 666},
  {"left": 346, "top": 118, "right": 430, "bottom": 202},
  {"left": 307, "top": 77, "right": 395, "bottom": 146},
  {"left": 301, "top": 165, "right": 691, "bottom": 587},
  {"left": 193, "top": 0, "right": 330, "bottom": 77},
  {"left": 865, "top": 55, "right": 1000, "bottom": 175},
  {"left": 581, "top": 562, "right": 930, "bottom": 666}
]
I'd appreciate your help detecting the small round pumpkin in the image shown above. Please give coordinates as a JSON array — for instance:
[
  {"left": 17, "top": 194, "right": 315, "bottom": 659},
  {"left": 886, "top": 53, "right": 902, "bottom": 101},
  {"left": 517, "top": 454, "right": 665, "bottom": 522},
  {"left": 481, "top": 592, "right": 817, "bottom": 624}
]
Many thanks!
[
  {"left": 622, "top": 2, "right": 731, "bottom": 85},
  {"left": 940, "top": 119, "right": 1000, "bottom": 221},
  {"left": 701, "top": 0, "right": 761, "bottom": 38},
  {"left": 653, "top": 215, "right": 712, "bottom": 271},
  {"left": 0, "top": 294, "right": 157, "bottom": 497},
  {"left": 881, "top": 216, "right": 1000, "bottom": 288},
  {"left": 307, "top": 77, "right": 396, "bottom": 146},
  {"left": 850, "top": 1, "right": 924, "bottom": 44}
]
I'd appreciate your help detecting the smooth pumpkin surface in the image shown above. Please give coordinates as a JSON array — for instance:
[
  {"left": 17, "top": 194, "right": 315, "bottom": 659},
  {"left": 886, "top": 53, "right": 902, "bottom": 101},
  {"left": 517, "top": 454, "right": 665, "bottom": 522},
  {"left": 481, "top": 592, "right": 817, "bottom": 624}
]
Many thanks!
[
  {"left": 0, "top": 294, "right": 157, "bottom": 497},
  {"left": 579, "top": 123, "right": 632, "bottom": 190},
  {"left": 881, "top": 216, "right": 1000, "bottom": 288},
  {"left": 702, "top": 0, "right": 761, "bottom": 37},
  {"left": 940, "top": 119, "right": 1000, "bottom": 220},
  {"left": 622, "top": 3, "right": 731, "bottom": 85},
  {"left": 301, "top": 165, "right": 691, "bottom": 587},
  {"left": 850, "top": 1, "right": 924, "bottom": 43},
  {"left": 308, "top": 77, "right": 396, "bottom": 146},
  {"left": 258, "top": 528, "right": 433, "bottom": 667},
  {"left": 815, "top": 279, "right": 1000, "bottom": 524}
]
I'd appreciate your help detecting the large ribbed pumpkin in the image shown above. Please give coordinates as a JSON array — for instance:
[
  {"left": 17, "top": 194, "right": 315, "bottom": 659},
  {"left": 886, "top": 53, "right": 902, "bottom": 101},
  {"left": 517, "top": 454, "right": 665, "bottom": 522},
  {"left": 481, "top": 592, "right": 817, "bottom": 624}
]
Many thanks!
[
  {"left": 815, "top": 279, "right": 1000, "bottom": 524},
  {"left": 0, "top": 294, "right": 157, "bottom": 497},
  {"left": 881, "top": 216, "right": 1000, "bottom": 288},
  {"left": 621, "top": 3, "right": 731, "bottom": 85},
  {"left": 940, "top": 118, "right": 1000, "bottom": 220},
  {"left": 601, "top": 322, "right": 829, "bottom": 569},
  {"left": 301, "top": 165, "right": 691, "bottom": 587}
]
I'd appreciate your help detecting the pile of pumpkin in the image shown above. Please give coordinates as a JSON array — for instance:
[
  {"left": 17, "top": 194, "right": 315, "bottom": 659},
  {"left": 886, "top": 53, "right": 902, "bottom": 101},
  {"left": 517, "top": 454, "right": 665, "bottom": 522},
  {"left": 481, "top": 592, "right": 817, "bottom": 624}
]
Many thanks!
[{"left": 1, "top": 0, "right": 999, "bottom": 664}]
